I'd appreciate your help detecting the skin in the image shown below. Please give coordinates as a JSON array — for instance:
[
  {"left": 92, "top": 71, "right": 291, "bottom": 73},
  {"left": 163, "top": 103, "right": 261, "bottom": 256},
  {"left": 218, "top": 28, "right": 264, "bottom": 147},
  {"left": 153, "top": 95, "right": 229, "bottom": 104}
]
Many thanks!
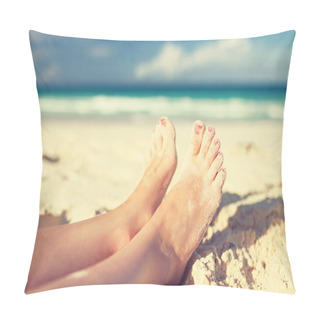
[
  {"left": 26, "top": 119, "right": 226, "bottom": 294},
  {"left": 25, "top": 117, "right": 177, "bottom": 293}
]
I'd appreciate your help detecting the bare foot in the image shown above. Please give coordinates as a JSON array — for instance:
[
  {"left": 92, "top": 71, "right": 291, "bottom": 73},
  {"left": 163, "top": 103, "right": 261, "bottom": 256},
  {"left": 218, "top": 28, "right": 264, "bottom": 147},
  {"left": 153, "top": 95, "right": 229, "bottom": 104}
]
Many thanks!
[
  {"left": 154, "top": 120, "right": 226, "bottom": 284},
  {"left": 122, "top": 116, "right": 177, "bottom": 236},
  {"left": 144, "top": 116, "right": 177, "bottom": 206}
]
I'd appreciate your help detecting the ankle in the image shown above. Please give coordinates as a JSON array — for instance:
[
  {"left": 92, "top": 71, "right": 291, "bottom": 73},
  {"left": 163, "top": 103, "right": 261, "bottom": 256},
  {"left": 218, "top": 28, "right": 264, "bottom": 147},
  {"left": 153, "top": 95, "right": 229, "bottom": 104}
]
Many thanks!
[{"left": 152, "top": 213, "right": 188, "bottom": 284}]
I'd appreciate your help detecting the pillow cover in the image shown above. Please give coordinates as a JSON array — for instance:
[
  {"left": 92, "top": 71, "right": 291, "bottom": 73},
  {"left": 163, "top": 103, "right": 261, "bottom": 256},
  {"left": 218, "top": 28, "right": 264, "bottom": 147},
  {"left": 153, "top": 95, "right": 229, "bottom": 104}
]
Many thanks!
[{"left": 26, "top": 30, "right": 295, "bottom": 294}]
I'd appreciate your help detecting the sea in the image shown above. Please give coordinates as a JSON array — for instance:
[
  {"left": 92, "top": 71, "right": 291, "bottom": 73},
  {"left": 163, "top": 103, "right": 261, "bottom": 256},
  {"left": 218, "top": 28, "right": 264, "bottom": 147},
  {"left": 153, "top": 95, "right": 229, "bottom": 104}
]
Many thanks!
[{"left": 38, "top": 86, "right": 287, "bottom": 121}]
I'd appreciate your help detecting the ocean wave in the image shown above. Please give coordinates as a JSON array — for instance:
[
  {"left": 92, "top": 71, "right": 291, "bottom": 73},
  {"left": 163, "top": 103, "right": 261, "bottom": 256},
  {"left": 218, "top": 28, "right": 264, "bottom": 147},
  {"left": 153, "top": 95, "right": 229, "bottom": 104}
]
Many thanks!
[{"left": 39, "top": 95, "right": 284, "bottom": 121}]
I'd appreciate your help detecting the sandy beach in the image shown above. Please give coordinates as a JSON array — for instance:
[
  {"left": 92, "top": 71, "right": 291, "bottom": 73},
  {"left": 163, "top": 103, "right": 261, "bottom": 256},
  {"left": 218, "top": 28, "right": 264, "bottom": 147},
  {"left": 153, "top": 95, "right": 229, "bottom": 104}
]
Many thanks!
[{"left": 38, "top": 116, "right": 294, "bottom": 293}]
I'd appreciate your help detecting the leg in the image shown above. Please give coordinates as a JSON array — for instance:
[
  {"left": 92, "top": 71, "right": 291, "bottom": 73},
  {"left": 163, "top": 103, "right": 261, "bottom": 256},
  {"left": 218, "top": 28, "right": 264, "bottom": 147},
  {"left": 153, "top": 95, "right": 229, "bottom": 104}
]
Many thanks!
[
  {"left": 25, "top": 117, "right": 177, "bottom": 292},
  {"left": 26, "top": 121, "right": 226, "bottom": 293}
]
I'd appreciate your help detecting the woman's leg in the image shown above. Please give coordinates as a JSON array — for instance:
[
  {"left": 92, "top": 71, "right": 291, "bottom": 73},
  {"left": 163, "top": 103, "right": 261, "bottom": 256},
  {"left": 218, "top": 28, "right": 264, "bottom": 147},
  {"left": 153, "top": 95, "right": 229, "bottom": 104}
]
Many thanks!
[
  {"left": 26, "top": 121, "right": 226, "bottom": 293},
  {"left": 26, "top": 117, "right": 177, "bottom": 292}
]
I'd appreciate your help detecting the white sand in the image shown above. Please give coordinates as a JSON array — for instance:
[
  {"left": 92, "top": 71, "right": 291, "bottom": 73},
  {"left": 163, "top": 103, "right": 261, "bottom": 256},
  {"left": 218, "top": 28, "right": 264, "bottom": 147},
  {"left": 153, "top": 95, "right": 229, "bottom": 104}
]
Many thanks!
[{"left": 39, "top": 117, "right": 294, "bottom": 293}]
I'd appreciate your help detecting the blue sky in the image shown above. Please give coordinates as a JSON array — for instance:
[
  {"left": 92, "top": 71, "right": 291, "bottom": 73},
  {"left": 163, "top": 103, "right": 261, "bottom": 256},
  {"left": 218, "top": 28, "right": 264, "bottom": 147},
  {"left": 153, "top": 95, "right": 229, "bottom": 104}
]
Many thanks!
[{"left": 30, "top": 30, "right": 295, "bottom": 89}]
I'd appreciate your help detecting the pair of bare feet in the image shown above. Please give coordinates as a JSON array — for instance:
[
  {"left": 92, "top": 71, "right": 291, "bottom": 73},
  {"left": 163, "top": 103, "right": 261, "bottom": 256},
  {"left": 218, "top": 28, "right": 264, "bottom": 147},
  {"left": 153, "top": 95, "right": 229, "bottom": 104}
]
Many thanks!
[
  {"left": 135, "top": 116, "right": 226, "bottom": 283},
  {"left": 141, "top": 116, "right": 226, "bottom": 258},
  {"left": 25, "top": 117, "right": 226, "bottom": 293}
]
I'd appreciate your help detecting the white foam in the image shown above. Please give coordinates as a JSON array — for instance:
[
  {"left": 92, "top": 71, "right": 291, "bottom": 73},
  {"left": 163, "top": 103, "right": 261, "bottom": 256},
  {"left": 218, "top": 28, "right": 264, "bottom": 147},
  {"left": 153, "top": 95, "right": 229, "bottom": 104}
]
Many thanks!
[{"left": 39, "top": 95, "right": 284, "bottom": 120}]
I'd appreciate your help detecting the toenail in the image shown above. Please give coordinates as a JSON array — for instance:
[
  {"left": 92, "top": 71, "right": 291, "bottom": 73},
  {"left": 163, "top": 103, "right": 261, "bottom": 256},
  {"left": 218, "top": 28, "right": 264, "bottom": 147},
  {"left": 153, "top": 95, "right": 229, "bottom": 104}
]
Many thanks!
[
  {"left": 214, "top": 139, "right": 219, "bottom": 145},
  {"left": 160, "top": 118, "right": 167, "bottom": 127},
  {"left": 208, "top": 126, "right": 213, "bottom": 132},
  {"left": 194, "top": 123, "right": 203, "bottom": 135},
  {"left": 218, "top": 152, "right": 223, "bottom": 157}
]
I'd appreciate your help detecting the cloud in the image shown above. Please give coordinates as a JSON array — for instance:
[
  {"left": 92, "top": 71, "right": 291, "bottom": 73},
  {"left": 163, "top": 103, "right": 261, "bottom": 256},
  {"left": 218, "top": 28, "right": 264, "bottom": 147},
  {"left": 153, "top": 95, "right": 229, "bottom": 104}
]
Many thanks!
[
  {"left": 90, "top": 45, "right": 111, "bottom": 58},
  {"left": 135, "top": 39, "right": 252, "bottom": 80},
  {"left": 135, "top": 43, "right": 183, "bottom": 79},
  {"left": 40, "top": 64, "right": 60, "bottom": 83}
]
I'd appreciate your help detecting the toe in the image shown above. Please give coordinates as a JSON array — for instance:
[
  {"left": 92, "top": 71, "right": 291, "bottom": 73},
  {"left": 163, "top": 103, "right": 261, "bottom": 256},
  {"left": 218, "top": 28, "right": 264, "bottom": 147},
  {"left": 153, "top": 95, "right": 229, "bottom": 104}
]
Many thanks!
[
  {"left": 159, "top": 116, "right": 176, "bottom": 143},
  {"left": 208, "top": 152, "right": 224, "bottom": 180},
  {"left": 206, "top": 138, "right": 220, "bottom": 165},
  {"left": 199, "top": 125, "right": 215, "bottom": 158},
  {"left": 146, "top": 124, "right": 160, "bottom": 167},
  {"left": 189, "top": 120, "right": 205, "bottom": 156},
  {"left": 212, "top": 168, "right": 226, "bottom": 195},
  {"left": 158, "top": 116, "right": 177, "bottom": 164}
]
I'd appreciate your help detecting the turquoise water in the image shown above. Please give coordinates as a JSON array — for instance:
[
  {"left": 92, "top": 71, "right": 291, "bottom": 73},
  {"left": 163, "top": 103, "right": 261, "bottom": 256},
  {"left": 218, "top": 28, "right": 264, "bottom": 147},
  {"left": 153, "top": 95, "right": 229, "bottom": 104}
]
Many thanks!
[{"left": 38, "top": 86, "right": 287, "bottom": 121}]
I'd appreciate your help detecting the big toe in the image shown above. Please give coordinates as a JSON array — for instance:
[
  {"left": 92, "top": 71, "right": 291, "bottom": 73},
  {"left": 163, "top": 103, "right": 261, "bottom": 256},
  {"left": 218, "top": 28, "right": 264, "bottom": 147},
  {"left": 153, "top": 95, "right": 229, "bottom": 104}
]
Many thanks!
[
  {"left": 188, "top": 120, "right": 205, "bottom": 156},
  {"left": 158, "top": 116, "right": 176, "bottom": 145}
]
